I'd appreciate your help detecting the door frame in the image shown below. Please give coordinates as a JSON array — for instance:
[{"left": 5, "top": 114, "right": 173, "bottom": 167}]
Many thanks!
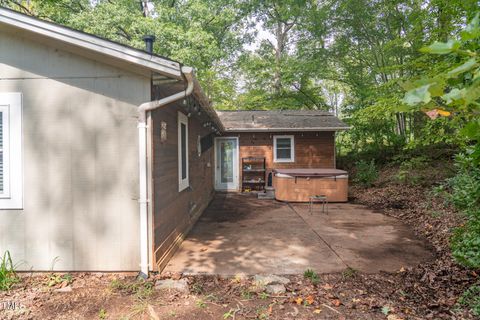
[{"left": 214, "top": 136, "right": 240, "bottom": 191}]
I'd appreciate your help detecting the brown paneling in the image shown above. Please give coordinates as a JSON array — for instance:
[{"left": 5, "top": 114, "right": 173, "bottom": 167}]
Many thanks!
[
  {"left": 274, "top": 176, "right": 348, "bottom": 202},
  {"left": 151, "top": 103, "right": 215, "bottom": 271},
  {"left": 236, "top": 132, "right": 335, "bottom": 188}
]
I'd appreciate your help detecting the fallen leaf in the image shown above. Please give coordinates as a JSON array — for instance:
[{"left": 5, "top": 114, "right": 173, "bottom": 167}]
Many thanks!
[
  {"left": 331, "top": 299, "right": 341, "bottom": 307},
  {"left": 322, "top": 283, "right": 333, "bottom": 290},
  {"left": 295, "top": 297, "right": 303, "bottom": 305},
  {"left": 305, "top": 295, "right": 314, "bottom": 305},
  {"left": 437, "top": 109, "right": 451, "bottom": 117},
  {"left": 313, "top": 309, "right": 322, "bottom": 314}
]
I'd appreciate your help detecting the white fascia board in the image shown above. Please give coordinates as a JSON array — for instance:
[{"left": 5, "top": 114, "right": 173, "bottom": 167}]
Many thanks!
[
  {"left": 224, "top": 127, "right": 351, "bottom": 132},
  {"left": 0, "top": 8, "right": 182, "bottom": 79}
]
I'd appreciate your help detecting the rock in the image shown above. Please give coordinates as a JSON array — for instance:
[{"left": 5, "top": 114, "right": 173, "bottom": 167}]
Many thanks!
[
  {"left": 54, "top": 286, "right": 72, "bottom": 293},
  {"left": 155, "top": 279, "right": 189, "bottom": 293},
  {"left": 266, "top": 284, "right": 286, "bottom": 295},
  {"left": 253, "top": 275, "right": 290, "bottom": 286}
]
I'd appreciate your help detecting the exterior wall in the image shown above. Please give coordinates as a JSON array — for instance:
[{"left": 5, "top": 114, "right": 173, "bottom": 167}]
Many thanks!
[
  {"left": 151, "top": 105, "right": 215, "bottom": 271},
  {"left": 0, "top": 30, "right": 150, "bottom": 270},
  {"left": 235, "top": 131, "right": 335, "bottom": 188}
]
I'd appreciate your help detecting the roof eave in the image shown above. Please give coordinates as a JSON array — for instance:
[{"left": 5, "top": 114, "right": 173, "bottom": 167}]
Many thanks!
[
  {"left": 224, "top": 127, "right": 351, "bottom": 132},
  {"left": 0, "top": 8, "right": 182, "bottom": 79}
]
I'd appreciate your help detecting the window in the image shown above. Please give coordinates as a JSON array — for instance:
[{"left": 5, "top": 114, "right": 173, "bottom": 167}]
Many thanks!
[
  {"left": 273, "top": 135, "right": 294, "bottom": 163},
  {"left": 178, "top": 112, "right": 189, "bottom": 191},
  {"left": 0, "top": 93, "right": 23, "bottom": 209}
]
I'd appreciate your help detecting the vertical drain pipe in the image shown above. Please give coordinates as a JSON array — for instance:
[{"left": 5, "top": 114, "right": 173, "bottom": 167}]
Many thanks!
[{"left": 137, "top": 66, "right": 194, "bottom": 278}]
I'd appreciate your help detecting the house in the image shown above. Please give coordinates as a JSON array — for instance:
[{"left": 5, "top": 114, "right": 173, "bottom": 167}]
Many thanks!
[
  {"left": 0, "top": 8, "right": 348, "bottom": 275},
  {"left": 215, "top": 110, "right": 349, "bottom": 201}
]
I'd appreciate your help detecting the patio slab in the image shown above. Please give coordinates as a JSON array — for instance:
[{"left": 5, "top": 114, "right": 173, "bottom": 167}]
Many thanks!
[{"left": 163, "top": 193, "right": 433, "bottom": 275}]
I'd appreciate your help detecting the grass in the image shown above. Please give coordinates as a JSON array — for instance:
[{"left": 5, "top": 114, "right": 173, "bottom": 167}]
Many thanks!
[
  {"left": 110, "top": 278, "right": 154, "bottom": 301},
  {"left": 303, "top": 268, "right": 319, "bottom": 285},
  {"left": 342, "top": 267, "right": 358, "bottom": 279},
  {"left": 0, "top": 250, "right": 19, "bottom": 291}
]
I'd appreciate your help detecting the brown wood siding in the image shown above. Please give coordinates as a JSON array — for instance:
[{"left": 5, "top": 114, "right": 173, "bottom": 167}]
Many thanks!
[
  {"left": 151, "top": 103, "right": 215, "bottom": 271},
  {"left": 236, "top": 132, "right": 335, "bottom": 188}
]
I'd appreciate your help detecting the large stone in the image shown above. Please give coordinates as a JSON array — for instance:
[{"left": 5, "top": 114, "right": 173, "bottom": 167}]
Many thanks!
[
  {"left": 266, "top": 284, "right": 286, "bottom": 295},
  {"left": 253, "top": 275, "right": 290, "bottom": 286},
  {"left": 155, "top": 278, "right": 189, "bottom": 293}
]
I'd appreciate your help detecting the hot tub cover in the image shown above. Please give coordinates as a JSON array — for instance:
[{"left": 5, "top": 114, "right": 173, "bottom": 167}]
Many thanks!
[{"left": 273, "top": 168, "right": 347, "bottom": 177}]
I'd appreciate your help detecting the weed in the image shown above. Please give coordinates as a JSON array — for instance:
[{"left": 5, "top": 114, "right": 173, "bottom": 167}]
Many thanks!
[
  {"left": 223, "top": 309, "right": 236, "bottom": 319},
  {"left": 47, "top": 273, "right": 73, "bottom": 287},
  {"left": 458, "top": 282, "right": 480, "bottom": 317},
  {"left": 191, "top": 282, "right": 203, "bottom": 294},
  {"left": 98, "top": 308, "right": 107, "bottom": 319},
  {"left": 303, "top": 268, "right": 319, "bottom": 285},
  {"left": 342, "top": 267, "right": 358, "bottom": 279},
  {"left": 0, "top": 251, "right": 19, "bottom": 290},
  {"left": 259, "top": 292, "right": 269, "bottom": 300},
  {"left": 196, "top": 299, "right": 206, "bottom": 308},
  {"left": 241, "top": 289, "right": 253, "bottom": 299},
  {"left": 205, "top": 294, "right": 219, "bottom": 302},
  {"left": 110, "top": 278, "right": 154, "bottom": 301},
  {"left": 256, "top": 306, "right": 269, "bottom": 320}
]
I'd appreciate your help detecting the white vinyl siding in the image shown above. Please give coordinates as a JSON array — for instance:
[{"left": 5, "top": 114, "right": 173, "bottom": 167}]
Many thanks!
[
  {"left": 273, "top": 135, "right": 295, "bottom": 163},
  {"left": 178, "top": 111, "right": 189, "bottom": 191},
  {"left": 0, "top": 93, "right": 22, "bottom": 209}
]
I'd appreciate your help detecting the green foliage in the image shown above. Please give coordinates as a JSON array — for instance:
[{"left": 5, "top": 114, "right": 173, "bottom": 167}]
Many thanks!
[
  {"left": 447, "top": 154, "right": 480, "bottom": 268},
  {"left": 447, "top": 154, "right": 480, "bottom": 212},
  {"left": 403, "top": 13, "right": 480, "bottom": 164},
  {"left": 396, "top": 156, "right": 430, "bottom": 185},
  {"left": 354, "top": 160, "right": 378, "bottom": 187},
  {"left": 0, "top": 251, "right": 19, "bottom": 291},
  {"left": 342, "top": 267, "right": 358, "bottom": 279},
  {"left": 110, "top": 278, "right": 154, "bottom": 301},
  {"left": 451, "top": 219, "right": 480, "bottom": 268},
  {"left": 457, "top": 282, "right": 480, "bottom": 316},
  {"left": 303, "top": 268, "right": 319, "bottom": 284},
  {"left": 47, "top": 273, "right": 73, "bottom": 287},
  {"left": 98, "top": 308, "right": 107, "bottom": 320}
]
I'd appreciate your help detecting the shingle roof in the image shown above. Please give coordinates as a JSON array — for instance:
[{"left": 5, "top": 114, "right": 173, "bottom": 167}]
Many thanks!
[{"left": 216, "top": 110, "right": 349, "bottom": 132}]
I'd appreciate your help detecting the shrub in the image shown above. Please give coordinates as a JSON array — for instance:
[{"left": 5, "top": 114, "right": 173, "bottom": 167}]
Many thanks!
[
  {"left": 396, "top": 156, "right": 430, "bottom": 185},
  {"left": 0, "top": 251, "right": 19, "bottom": 291},
  {"left": 448, "top": 153, "right": 480, "bottom": 269},
  {"left": 354, "top": 160, "right": 378, "bottom": 187},
  {"left": 447, "top": 154, "right": 480, "bottom": 211}
]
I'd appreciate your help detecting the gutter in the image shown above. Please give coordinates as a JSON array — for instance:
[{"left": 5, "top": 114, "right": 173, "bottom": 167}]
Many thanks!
[
  {"left": 223, "top": 127, "right": 351, "bottom": 132},
  {"left": 137, "top": 66, "right": 194, "bottom": 277}
]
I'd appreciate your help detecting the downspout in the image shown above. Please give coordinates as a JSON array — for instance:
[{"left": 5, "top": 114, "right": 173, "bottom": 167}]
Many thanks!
[{"left": 138, "top": 66, "right": 194, "bottom": 277}]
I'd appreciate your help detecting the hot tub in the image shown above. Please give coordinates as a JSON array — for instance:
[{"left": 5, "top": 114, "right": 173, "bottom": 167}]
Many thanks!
[{"left": 273, "top": 168, "right": 348, "bottom": 202}]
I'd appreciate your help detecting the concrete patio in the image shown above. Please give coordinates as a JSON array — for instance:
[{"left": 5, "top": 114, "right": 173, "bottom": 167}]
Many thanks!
[{"left": 163, "top": 193, "right": 433, "bottom": 275}]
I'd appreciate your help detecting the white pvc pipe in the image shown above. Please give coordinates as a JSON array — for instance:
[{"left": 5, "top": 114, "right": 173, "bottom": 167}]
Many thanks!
[{"left": 137, "top": 66, "right": 194, "bottom": 277}]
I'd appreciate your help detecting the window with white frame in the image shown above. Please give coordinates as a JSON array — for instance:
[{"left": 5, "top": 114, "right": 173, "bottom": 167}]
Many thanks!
[
  {"left": 273, "top": 135, "right": 295, "bottom": 163},
  {"left": 0, "top": 93, "right": 23, "bottom": 209},
  {"left": 178, "top": 111, "right": 189, "bottom": 191}
]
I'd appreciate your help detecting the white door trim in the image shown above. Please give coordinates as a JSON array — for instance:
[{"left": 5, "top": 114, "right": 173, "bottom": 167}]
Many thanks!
[{"left": 214, "top": 137, "right": 239, "bottom": 191}]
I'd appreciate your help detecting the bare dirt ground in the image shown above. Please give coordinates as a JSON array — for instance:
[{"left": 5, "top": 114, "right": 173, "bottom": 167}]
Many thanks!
[{"left": 1, "top": 164, "right": 478, "bottom": 319}]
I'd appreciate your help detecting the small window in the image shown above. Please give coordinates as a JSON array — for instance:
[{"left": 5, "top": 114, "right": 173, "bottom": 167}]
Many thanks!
[
  {"left": 178, "top": 112, "right": 189, "bottom": 191},
  {"left": 0, "top": 93, "right": 23, "bottom": 209},
  {"left": 273, "top": 135, "right": 294, "bottom": 163}
]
